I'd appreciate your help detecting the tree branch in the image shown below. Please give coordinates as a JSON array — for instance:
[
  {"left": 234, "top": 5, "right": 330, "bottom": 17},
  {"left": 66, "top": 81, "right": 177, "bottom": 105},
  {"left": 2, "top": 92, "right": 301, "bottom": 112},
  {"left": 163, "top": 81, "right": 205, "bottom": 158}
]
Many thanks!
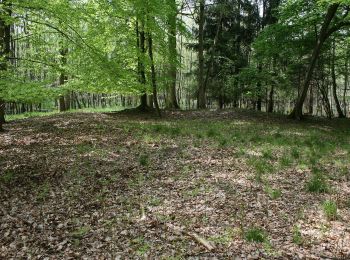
[{"left": 326, "top": 20, "right": 350, "bottom": 39}]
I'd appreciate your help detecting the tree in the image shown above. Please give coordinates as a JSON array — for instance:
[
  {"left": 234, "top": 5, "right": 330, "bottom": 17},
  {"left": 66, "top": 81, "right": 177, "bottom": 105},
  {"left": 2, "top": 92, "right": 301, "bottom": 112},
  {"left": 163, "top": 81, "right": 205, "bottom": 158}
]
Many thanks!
[
  {"left": 197, "top": 0, "right": 206, "bottom": 109},
  {"left": 166, "top": 0, "right": 180, "bottom": 109},
  {"left": 148, "top": 32, "right": 161, "bottom": 116},
  {"left": 0, "top": 0, "right": 11, "bottom": 131},
  {"left": 331, "top": 38, "right": 345, "bottom": 118},
  {"left": 289, "top": 2, "right": 350, "bottom": 119}
]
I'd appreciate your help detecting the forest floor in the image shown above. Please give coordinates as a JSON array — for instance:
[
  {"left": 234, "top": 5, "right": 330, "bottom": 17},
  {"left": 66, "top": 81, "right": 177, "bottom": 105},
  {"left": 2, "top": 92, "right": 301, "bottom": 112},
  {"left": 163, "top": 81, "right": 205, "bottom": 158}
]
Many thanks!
[{"left": 1, "top": 109, "right": 350, "bottom": 259}]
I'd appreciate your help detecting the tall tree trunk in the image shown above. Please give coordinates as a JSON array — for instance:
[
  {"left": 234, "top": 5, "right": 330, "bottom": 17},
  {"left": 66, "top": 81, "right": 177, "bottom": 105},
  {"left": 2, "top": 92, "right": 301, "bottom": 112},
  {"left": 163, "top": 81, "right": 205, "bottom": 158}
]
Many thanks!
[
  {"left": 308, "top": 84, "right": 314, "bottom": 115},
  {"left": 331, "top": 39, "right": 345, "bottom": 118},
  {"left": 344, "top": 55, "right": 348, "bottom": 117},
  {"left": 136, "top": 20, "right": 148, "bottom": 111},
  {"left": 147, "top": 95, "right": 154, "bottom": 109},
  {"left": 59, "top": 47, "right": 68, "bottom": 112},
  {"left": 268, "top": 85, "right": 274, "bottom": 113},
  {"left": 289, "top": 3, "right": 340, "bottom": 119},
  {"left": 166, "top": 0, "right": 179, "bottom": 109},
  {"left": 197, "top": 0, "right": 206, "bottom": 109},
  {"left": 147, "top": 33, "right": 161, "bottom": 117},
  {"left": 256, "top": 65, "right": 262, "bottom": 111},
  {"left": 203, "top": 10, "right": 223, "bottom": 106},
  {"left": 0, "top": 0, "right": 11, "bottom": 131},
  {"left": 320, "top": 87, "right": 332, "bottom": 119}
]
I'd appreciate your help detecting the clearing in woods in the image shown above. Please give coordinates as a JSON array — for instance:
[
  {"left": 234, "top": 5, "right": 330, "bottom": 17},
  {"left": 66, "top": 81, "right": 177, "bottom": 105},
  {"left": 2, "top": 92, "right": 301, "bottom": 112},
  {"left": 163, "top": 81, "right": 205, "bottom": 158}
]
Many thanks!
[{"left": 1, "top": 110, "right": 350, "bottom": 258}]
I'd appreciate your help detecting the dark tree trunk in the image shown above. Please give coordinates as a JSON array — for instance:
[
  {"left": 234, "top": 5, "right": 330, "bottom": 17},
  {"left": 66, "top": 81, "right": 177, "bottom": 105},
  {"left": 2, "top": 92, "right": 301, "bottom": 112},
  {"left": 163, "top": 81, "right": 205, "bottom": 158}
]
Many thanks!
[
  {"left": 218, "top": 95, "right": 224, "bottom": 109},
  {"left": 331, "top": 40, "right": 345, "bottom": 118},
  {"left": 147, "top": 95, "right": 154, "bottom": 109},
  {"left": 74, "top": 92, "right": 82, "bottom": 109},
  {"left": 59, "top": 46, "right": 68, "bottom": 112},
  {"left": 136, "top": 20, "right": 149, "bottom": 111},
  {"left": 0, "top": 0, "right": 11, "bottom": 131},
  {"left": 197, "top": 0, "right": 206, "bottom": 109},
  {"left": 268, "top": 85, "right": 274, "bottom": 113},
  {"left": 308, "top": 84, "right": 314, "bottom": 115},
  {"left": 344, "top": 56, "right": 348, "bottom": 117},
  {"left": 318, "top": 80, "right": 333, "bottom": 119},
  {"left": 256, "top": 64, "right": 262, "bottom": 111},
  {"left": 289, "top": 4, "right": 340, "bottom": 119}
]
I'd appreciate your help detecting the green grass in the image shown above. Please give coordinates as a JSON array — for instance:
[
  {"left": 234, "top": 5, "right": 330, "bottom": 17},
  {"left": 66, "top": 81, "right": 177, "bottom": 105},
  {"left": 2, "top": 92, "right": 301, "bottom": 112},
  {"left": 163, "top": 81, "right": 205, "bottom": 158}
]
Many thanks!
[
  {"left": 5, "top": 106, "right": 126, "bottom": 121},
  {"left": 322, "top": 200, "right": 338, "bottom": 221},
  {"left": 36, "top": 182, "right": 50, "bottom": 202},
  {"left": 292, "top": 226, "right": 303, "bottom": 245},
  {"left": 139, "top": 154, "right": 150, "bottom": 167},
  {"left": 306, "top": 170, "right": 329, "bottom": 193},
  {"left": 265, "top": 186, "right": 282, "bottom": 199},
  {"left": 245, "top": 227, "right": 267, "bottom": 243},
  {"left": 248, "top": 158, "right": 274, "bottom": 182},
  {"left": 6, "top": 111, "right": 59, "bottom": 121},
  {"left": 71, "top": 226, "right": 90, "bottom": 239}
]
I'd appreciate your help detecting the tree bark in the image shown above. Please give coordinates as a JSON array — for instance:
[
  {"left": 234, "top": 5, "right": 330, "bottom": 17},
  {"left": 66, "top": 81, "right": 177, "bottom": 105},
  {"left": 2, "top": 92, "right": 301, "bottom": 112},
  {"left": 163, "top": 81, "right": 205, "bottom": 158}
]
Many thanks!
[
  {"left": 267, "top": 85, "right": 274, "bottom": 113},
  {"left": 166, "top": 0, "right": 180, "bottom": 109},
  {"left": 147, "top": 33, "right": 161, "bottom": 117},
  {"left": 197, "top": 0, "right": 206, "bottom": 109},
  {"left": 136, "top": 20, "right": 149, "bottom": 111},
  {"left": 319, "top": 83, "right": 332, "bottom": 119},
  {"left": 0, "top": 0, "right": 11, "bottom": 131},
  {"left": 59, "top": 47, "right": 68, "bottom": 112},
  {"left": 289, "top": 3, "right": 340, "bottom": 119},
  {"left": 308, "top": 84, "right": 314, "bottom": 115},
  {"left": 344, "top": 55, "right": 348, "bottom": 117},
  {"left": 331, "top": 39, "right": 345, "bottom": 118}
]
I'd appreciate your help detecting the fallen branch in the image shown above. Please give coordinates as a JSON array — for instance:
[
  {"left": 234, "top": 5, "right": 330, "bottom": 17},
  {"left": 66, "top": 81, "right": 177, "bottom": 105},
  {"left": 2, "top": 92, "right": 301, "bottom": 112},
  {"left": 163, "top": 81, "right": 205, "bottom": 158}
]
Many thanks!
[{"left": 165, "top": 223, "right": 216, "bottom": 251}]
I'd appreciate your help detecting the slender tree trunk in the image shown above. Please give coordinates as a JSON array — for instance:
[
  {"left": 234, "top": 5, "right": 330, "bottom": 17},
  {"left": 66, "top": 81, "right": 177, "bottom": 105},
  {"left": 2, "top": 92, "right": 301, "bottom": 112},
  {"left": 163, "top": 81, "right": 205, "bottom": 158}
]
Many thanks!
[
  {"left": 136, "top": 20, "right": 148, "bottom": 111},
  {"left": 197, "top": 0, "right": 206, "bottom": 109},
  {"left": 59, "top": 45, "right": 68, "bottom": 112},
  {"left": 331, "top": 39, "right": 345, "bottom": 118},
  {"left": 0, "top": 0, "right": 11, "bottom": 131},
  {"left": 147, "top": 33, "right": 161, "bottom": 117},
  {"left": 268, "top": 85, "right": 274, "bottom": 113},
  {"left": 256, "top": 63, "right": 262, "bottom": 111},
  {"left": 318, "top": 79, "right": 332, "bottom": 119},
  {"left": 0, "top": 101, "right": 4, "bottom": 131},
  {"left": 344, "top": 56, "right": 348, "bottom": 117},
  {"left": 308, "top": 83, "right": 314, "bottom": 115},
  {"left": 74, "top": 93, "right": 82, "bottom": 109},
  {"left": 166, "top": 0, "right": 179, "bottom": 109},
  {"left": 289, "top": 3, "right": 340, "bottom": 119}
]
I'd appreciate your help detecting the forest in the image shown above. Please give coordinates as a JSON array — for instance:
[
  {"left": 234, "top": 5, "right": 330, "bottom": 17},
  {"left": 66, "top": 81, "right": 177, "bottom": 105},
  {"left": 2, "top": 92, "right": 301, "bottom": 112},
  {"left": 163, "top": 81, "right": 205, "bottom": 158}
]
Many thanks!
[{"left": 1, "top": 0, "right": 350, "bottom": 259}]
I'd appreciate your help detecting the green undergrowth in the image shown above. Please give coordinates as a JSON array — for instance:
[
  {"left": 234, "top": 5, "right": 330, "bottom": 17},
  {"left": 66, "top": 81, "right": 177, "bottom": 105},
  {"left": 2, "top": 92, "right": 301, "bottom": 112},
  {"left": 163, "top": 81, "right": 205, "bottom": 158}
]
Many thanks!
[{"left": 5, "top": 106, "right": 126, "bottom": 121}]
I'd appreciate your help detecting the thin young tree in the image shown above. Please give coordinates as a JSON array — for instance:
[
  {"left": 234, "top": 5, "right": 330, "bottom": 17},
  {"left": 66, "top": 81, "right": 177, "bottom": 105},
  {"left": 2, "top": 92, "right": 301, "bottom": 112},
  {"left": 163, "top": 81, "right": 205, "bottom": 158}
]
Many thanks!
[{"left": 0, "top": 0, "right": 11, "bottom": 131}]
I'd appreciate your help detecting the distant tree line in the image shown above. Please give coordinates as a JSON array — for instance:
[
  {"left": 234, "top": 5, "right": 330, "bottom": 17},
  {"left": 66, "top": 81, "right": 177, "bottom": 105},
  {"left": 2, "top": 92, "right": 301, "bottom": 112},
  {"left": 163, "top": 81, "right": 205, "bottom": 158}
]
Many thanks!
[{"left": 1, "top": 0, "right": 350, "bottom": 130}]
